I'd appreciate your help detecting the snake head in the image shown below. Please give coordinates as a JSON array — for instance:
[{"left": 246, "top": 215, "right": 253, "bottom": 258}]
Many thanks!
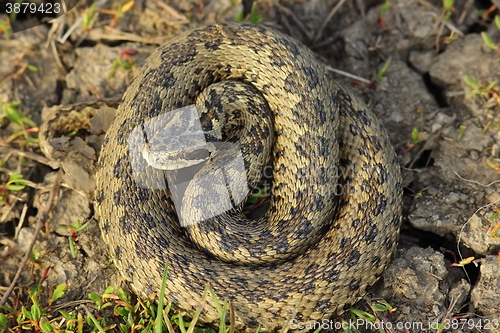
[
  {"left": 138, "top": 105, "right": 217, "bottom": 170},
  {"left": 141, "top": 142, "right": 214, "bottom": 170}
]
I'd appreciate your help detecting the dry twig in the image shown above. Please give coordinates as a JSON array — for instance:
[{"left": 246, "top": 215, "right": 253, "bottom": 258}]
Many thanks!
[{"left": 314, "top": 0, "right": 348, "bottom": 43}]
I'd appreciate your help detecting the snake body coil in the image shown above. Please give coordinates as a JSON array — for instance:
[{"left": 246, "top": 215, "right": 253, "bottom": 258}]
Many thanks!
[{"left": 95, "top": 23, "right": 403, "bottom": 331}]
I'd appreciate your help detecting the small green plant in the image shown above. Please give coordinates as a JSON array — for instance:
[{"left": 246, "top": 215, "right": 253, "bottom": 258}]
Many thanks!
[
  {"left": 443, "top": 30, "right": 459, "bottom": 44},
  {"left": 489, "top": 208, "right": 499, "bottom": 221},
  {"left": 29, "top": 244, "right": 43, "bottom": 263},
  {"left": 380, "top": 1, "right": 391, "bottom": 17},
  {"left": 345, "top": 300, "right": 395, "bottom": 333},
  {"left": 434, "top": 0, "right": 456, "bottom": 49},
  {"left": 375, "top": 58, "right": 392, "bottom": 85},
  {"left": 442, "top": 0, "right": 454, "bottom": 20},
  {"left": 59, "top": 220, "right": 89, "bottom": 258},
  {"left": 26, "top": 64, "right": 38, "bottom": 72},
  {"left": 0, "top": 100, "right": 35, "bottom": 128},
  {"left": 378, "top": 1, "right": 391, "bottom": 28},
  {"left": 58, "top": 310, "right": 85, "bottom": 332},
  {"left": 12, "top": 284, "right": 68, "bottom": 332},
  {"left": 462, "top": 76, "right": 498, "bottom": 98},
  {"left": 346, "top": 307, "right": 377, "bottom": 333},
  {"left": 50, "top": 284, "right": 69, "bottom": 306},
  {"left": 155, "top": 264, "right": 168, "bottom": 332},
  {"left": 109, "top": 49, "right": 137, "bottom": 78},
  {"left": 429, "top": 320, "right": 447, "bottom": 332},
  {"left": 88, "top": 291, "right": 113, "bottom": 312},
  {"left": 489, "top": 209, "right": 500, "bottom": 241},
  {"left": 349, "top": 308, "right": 376, "bottom": 323},
  {"left": 482, "top": 31, "right": 498, "bottom": 50},
  {"left": 242, "top": 186, "right": 271, "bottom": 216},
  {"left": 481, "top": 15, "right": 500, "bottom": 51},
  {"left": 0, "top": 311, "right": 9, "bottom": 329},
  {"left": 486, "top": 157, "right": 500, "bottom": 173},
  {"left": 0, "top": 172, "right": 28, "bottom": 202},
  {"left": 1, "top": 262, "right": 252, "bottom": 332},
  {"left": 247, "top": 187, "right": 271, "bottom": 205},
  {"left": 82, "top": 2, "right": 98, "bottom": 32},
  {"left": 411, "top": 128, "right": 426, "bottom": 145},
  {"left": 403, "top": 128, "right": 427, "bottom": 152},
  {"left": 235, "top": 2, "right": 262, "bottom": 24},
  {"left": 413, "top": 186, "right": 430, "bottom": 199},
  {"left": 456, "top": 124, "right": 466, "bottom": 141},
  {"left": 0, "top": 18, "right": 11, "bottom": 35},
  {"left": 0, "top": 60, "right": 38, "bottom": 84},
  {"left": 369, "top": 299, "right": 396, "bottom": 314},
  {"left": 482, "top": 120, "right": 500, "bottom": 134},
  {"left": 0, "top": 100, "right": 38, "bottom": 145}
]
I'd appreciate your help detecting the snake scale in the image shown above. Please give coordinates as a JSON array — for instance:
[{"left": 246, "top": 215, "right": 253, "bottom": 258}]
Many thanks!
[{"left": 92, "top": 22, "right": 403, "bottom": 331}]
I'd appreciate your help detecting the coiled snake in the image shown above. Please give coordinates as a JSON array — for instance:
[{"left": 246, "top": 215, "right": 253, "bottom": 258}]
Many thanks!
[{"left": 93, "top": 23, "right": 403, "bottom": 331}]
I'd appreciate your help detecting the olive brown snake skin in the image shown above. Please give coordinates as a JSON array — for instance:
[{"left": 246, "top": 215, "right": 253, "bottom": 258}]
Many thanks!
[{"left": 56, "top": 22, "right": 403, "bottom": 331}]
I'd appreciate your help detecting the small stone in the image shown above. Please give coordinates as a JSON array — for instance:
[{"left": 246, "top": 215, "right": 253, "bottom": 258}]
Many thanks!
[
  {"left": 427, "top": 187, "right": 438, "bottom": 196},
  {"left": 445, "top": 192, "right": 460, "bottom": 204},
  {"left": 431, "top": 123, "right": 442, "bottom": 133},
  {"left": 409, "top": 50, "right": 435, "bottom": 74},
  {"left": 491, "top": 143, "right": 500, "bottom": 158},
  {"left": 434, "top": 112, "right": 454, "bottom": 125},
  {"left": 18, "top": 228, "right": 35, "bottom": 253},
  {"left": 470, "top": 256, "right": 500, "bottom": 316}
]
